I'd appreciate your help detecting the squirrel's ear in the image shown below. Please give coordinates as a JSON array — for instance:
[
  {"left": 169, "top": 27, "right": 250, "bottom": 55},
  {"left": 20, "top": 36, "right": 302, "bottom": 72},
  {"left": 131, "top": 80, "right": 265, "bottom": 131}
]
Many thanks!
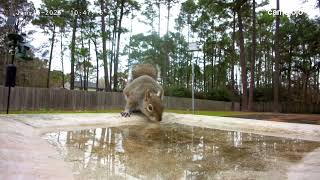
[{"left": 145, "top": 89, "right": 151, "bottom": 100}]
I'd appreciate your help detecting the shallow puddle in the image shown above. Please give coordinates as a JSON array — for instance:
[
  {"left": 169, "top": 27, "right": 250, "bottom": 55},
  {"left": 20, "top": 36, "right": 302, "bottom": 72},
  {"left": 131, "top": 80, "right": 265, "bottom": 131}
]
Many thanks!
[{"left": 43, "top": 123, "right": 320, "bottom": 180}]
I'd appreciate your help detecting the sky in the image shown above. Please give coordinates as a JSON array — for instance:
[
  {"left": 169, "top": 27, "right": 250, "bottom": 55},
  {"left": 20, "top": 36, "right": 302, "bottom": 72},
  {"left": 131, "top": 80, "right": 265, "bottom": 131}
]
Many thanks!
[{"left": 24, "top": 0, "right": 319, "bottom": 81}]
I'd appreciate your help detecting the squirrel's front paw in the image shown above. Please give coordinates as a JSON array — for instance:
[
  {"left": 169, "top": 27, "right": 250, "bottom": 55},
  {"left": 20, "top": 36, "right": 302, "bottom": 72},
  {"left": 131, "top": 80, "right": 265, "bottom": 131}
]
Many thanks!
[{"left": 121, "top": 111, "right": 131, "bottom": 117}]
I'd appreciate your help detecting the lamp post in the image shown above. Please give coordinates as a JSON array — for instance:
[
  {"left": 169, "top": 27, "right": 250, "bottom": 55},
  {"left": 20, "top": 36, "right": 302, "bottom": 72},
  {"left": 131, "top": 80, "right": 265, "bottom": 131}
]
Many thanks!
[
  {"left": 5, "top": 17, "right": 18, "bottom": 114},
  {"left": 188, "top": 42, "right": 202, "bottom": 114},
  {"left": 4, "top": 16, "right": 31, "bottom": 114},
  {"left": 191, "top": 62, "right": 195, "bottom": 114},
  {"left": 5, "top": 34, "right": 24, "bottom": 114}
]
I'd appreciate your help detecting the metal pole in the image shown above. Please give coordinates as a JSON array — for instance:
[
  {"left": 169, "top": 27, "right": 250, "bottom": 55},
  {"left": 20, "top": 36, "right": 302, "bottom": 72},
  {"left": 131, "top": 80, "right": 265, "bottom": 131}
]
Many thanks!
[
  {"left": 10, "top": 46, "right": 15, "bottom": 64},
  {"left": 192, "top": 62, "right": 195, "bottom": 114},
  {"left": 188, "top": 42, "right": 201, "bottom": 115},
  {"left": 6, "top": 86, "right": 11, "bottom": 114},
  {"left": 6, "top": 42, "right": 16, "bottom": 114}
]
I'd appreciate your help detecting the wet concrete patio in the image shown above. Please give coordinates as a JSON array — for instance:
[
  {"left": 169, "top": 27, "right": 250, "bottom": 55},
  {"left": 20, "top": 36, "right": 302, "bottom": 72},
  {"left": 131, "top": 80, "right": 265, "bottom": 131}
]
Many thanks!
[{"left": 1, "top": 113, "right": 320, "bottom": 179}]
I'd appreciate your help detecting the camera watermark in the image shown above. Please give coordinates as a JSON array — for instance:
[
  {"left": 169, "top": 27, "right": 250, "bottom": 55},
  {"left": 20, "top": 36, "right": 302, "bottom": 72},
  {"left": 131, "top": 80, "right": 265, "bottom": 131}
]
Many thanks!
[{"left": 267, "top": 10, "right": 304, "bottom": 17}]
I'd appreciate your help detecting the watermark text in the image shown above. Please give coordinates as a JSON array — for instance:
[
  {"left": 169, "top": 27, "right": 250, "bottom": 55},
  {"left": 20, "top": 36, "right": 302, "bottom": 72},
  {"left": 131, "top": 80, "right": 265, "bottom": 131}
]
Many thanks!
[{"left": 267, "top": 10, "right": 304, "bottom": 17}]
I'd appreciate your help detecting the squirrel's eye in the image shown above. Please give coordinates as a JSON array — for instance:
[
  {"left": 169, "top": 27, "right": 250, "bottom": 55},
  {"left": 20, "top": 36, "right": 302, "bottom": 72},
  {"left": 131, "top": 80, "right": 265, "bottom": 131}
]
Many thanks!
[{"left": 147, "top": 104, "right": 153, "bottom": 112}]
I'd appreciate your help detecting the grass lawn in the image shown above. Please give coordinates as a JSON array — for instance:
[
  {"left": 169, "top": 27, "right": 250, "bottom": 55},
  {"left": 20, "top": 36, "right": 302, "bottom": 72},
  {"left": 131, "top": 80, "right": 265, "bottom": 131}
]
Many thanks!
[{"left": 165, "top": 109, "right": 259, "bottom": 117}]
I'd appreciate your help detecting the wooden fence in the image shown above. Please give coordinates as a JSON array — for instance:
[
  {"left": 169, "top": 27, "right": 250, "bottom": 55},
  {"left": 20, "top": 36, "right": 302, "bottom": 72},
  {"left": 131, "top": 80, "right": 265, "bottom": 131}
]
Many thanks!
[{"left": 0, "top": 86, "right": 239, "bottom": 112}]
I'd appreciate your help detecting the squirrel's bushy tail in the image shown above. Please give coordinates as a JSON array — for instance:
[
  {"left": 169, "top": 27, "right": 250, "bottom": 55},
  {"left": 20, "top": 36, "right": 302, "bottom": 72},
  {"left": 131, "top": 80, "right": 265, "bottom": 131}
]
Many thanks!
[{"left": 131, "top": 63, "right": 158, "bottom": 81}]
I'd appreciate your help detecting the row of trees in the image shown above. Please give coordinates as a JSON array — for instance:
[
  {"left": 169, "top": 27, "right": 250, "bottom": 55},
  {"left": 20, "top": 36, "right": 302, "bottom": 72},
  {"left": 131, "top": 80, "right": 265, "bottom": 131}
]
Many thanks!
[
  {"left": 126, "top": 0, "right": 320, "bottom": 111},
  {"left": 1, "top": 0, "right": 320, "bottom": 112},
  {"left": 31, "top": 0, "right": 140, "bottom": 91}
]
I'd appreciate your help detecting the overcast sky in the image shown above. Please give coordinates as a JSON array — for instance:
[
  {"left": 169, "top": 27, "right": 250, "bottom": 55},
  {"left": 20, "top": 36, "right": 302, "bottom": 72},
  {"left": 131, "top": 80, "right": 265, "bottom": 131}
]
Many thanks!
[{"left": 25, "top": 0, "right": 319, "bottom": 80}]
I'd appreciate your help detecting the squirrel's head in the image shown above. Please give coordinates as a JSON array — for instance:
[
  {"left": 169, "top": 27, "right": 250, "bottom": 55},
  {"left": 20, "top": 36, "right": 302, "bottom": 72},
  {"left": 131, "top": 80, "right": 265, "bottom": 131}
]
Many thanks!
[{"left": 142, "top": 89, "right": 164, "bottom": 122}]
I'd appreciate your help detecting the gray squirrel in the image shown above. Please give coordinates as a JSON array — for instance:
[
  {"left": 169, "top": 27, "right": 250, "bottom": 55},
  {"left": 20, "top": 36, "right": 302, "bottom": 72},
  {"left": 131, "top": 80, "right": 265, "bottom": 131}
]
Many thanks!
[{"left": 121, "top": 64, "right": 164, "bottom": 122}]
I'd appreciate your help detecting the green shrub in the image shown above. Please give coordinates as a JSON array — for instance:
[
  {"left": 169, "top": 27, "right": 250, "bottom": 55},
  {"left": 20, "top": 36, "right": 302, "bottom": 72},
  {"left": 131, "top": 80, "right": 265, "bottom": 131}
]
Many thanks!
[
  {"left": 206, "top": 88, "right": 232, "bottom": 101},
  {"left": 164, "top": 86, "right": 235, "bottom": 102},
  {"left": 253, "top": 87, "right": 273, "bottom": 102},
  {"left": 195, "top": 92, "right": 206, "bottom": 99},
  {"left": 164, "top": 86, "right": 192, "bottom": 98}
]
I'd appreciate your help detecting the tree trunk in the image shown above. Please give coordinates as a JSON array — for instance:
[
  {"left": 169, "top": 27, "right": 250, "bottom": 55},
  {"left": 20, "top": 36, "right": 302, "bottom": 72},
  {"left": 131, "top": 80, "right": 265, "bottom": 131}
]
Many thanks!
[
  {"left": 164, "top": 0, "right": 171, "bottom": 84},
  {"left": 81, "top": 27, "right": 87, "bottom": 91},
  {"left": 213, "top": 45, "right": 217, "bottom": 88},
  {"left": 317, "top": 68, "right": 320, "bottom": 104},
  {"left": 217, "top": 48, "right": 221, "bottom": 87},
  {"left": 237, "top": 6, "right": 248, "bottom": 111},
  {"left": 100, "top": 0, "right": 110, "bottom": 91},
  {"left": 313, "top": 58, "right": 317, "bottom": 103},
  {"left": 203, "top": 50, "right": 206, "bottom": 92},
  {"left": 248, "top": 0, "right": 256, "bottom": 111},
  {"left": 47, "top": 25, "right": 56, "bottom": 88},
  {"left": 110, "top": 1, "right": 119, "bottom": 90},
  {"left": 186, "top": 60, "right": 190, "bottom": 89},
  {"left": 211, "top": 51, "right": 214, "bottom": 90},
  {"left": 166, "top": 1, "right": 170, "bottom": 34},
  {"left": 264, "top": 48, "right": 267, "bottom": 85},
  {"left": 287, "top": 42, "right": 292, "bottom": 99},
  {"left": 273, "top": 0, "right": 280, "bottom": 112},
  {"left": 128, "top": 9, "right": 134, "bottom": 76},
  {"left": 306, "top": 58, "right": 313, "bottom": 104},
  {"left": 211, "top": 18, "right": 215, "bottom": 91},
  {"left": 70, "top": 15, "right": 77, "bottom": 90},
  {"left": 257, "top": 23, "right": 262, "bottom": 87},
  {"left": 92, "top": 38, "right": 99, "bottom": 91},
  {"left": 231, "top": 8, "right": 236, "bottom": 110},
  {"left": 60, "top": 32, "right": 65, "bottom": 88},
  {"left": 87, "top": 39, "right": 90, "bottom": 90},
  {"left": 114, "top": 0, "right": 124, "bottom": 91},
  {"left": 186, "top": 20, "right": 190, "bottom": 89},
  {"left": 302, "top": 72, "right": 308, "bottom": 104},
  {"left": 157, "top": 0, "right": 161, "bottom": 36},
  {"left": 80, "top": 68, "right": 83, "bottom": 90}
]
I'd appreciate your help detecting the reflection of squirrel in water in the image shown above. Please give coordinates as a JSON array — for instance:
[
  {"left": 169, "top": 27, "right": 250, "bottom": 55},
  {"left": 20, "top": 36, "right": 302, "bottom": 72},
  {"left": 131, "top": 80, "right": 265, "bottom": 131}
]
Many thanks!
[{"left": 121, "top": 64, "right": 164, "bottom": 122}]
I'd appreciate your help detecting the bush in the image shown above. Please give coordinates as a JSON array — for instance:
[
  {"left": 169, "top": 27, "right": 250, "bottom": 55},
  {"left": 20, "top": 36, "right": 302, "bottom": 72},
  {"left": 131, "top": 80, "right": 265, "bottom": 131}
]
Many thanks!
[
  {"left": 164, "top": 86, "right": 192, "bottom": 98},
  {"left": 253, "top": 87, "right": 273, "bottom": 102},
  {"left": 206, "top": 88, "right": 232, "bottom": 102},
  {"left": 195, "top": 92, "right": 206, "bottom": 99},
  {"left": 164, "top": 86, "right": 234, "bottom": 102}
]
